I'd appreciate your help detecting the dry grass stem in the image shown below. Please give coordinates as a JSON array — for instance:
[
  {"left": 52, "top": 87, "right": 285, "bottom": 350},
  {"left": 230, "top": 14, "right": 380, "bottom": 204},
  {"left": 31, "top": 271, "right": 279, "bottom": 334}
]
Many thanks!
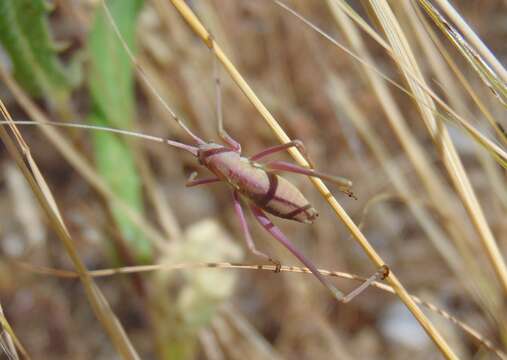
[
  {"left": 280, "top": 1, "right": 507, "bottom": 170},
  {"left": 419, "top": 0, "right": 507, "bottom": 106},
  {"left": 17, "top": 260, "right": 506, "bottom": 359},
  {"left": 0, "top": 304, "right": 26, "bottom": 360}
]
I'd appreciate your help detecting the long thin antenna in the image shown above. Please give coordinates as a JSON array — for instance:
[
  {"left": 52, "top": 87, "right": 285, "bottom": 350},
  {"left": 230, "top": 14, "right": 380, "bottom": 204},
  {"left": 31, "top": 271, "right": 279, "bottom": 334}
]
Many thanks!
[
  {"left": 101, "top": 0, "right": 206, "bottom": 145},
  {"left": 0, "top": 120, "right": 199, "bottom": 155}
]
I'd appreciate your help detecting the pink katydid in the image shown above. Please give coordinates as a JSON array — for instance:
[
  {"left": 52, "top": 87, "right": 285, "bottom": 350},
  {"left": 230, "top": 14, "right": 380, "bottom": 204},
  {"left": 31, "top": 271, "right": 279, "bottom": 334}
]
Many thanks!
[
  {"left": 0, "top": 1, "right": 389, "bottom": 303},
  {"left": 2, "top": 113, "right": 387, "bottom": 302}
]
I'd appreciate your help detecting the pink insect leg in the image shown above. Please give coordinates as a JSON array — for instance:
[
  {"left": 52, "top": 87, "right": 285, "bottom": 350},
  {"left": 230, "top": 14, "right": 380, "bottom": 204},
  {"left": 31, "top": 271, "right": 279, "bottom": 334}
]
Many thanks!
[
  {"left": 250, "top": 204, "right": 345, "bottom": 300},
  {"left": 250, "top": 140, "right": 313, "bottom": 167},
  {"left": 264, "top": 160, "right": 356, "bottom": 198},
  {"left": 185, "top": 172, "right": 221, "bottom": 187},
  {"left": 212, "top": 47, "right": 241, "bottom": 152},
  {"left": 232, "top": 191, "right": 281, "bottom": 271},
  {"left": 250, "top": 205, "right": 389, "bottom": 302}
]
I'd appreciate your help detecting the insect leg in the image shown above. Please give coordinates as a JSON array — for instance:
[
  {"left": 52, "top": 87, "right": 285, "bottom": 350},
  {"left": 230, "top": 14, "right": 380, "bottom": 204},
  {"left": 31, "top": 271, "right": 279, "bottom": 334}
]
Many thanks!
[
  {"left": 250, "top": 204, "right": 345, "bottom": 300},
  {"left": 185, "top": 172, "right": 221, "bottom": 187},
  {"left": 264, "top": 160, "right": 356, "bottom": 198},
  {"left": 250, "top": 140, "right": 313, "bottom": 167},
  {"left": 212, "top": 43, "right": 241, "bottom": 152},
  {"left": 250, "top": 205, "right": 387, "bottom": 302},
  {"left": 339, "top": 265, "right": 390, "bottom": 303},
  {"left": 232, "top": 191, "right": 281, "bottom": 272}
]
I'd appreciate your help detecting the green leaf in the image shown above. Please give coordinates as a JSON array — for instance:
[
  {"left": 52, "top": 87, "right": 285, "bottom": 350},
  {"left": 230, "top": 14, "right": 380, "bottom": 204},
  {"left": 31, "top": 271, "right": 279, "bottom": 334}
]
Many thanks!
[
  {"left": 0, "top": 0, "right": 78, "bottom": 106},
  {"left": 88, "top": 0, "right": 150, "bottom": 262}
]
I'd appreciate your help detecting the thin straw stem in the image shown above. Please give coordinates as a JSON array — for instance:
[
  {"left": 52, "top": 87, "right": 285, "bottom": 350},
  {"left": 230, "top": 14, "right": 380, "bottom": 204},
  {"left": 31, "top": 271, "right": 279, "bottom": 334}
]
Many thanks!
[{"left": 17, "top": 260, "right": 506, "bottom": 359}]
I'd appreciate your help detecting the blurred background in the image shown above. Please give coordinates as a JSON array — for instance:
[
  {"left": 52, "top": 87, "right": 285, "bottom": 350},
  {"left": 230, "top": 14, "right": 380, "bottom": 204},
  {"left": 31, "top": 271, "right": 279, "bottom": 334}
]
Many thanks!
[{"left": 0, "top": 0, "right": 506, "bottom": 359}]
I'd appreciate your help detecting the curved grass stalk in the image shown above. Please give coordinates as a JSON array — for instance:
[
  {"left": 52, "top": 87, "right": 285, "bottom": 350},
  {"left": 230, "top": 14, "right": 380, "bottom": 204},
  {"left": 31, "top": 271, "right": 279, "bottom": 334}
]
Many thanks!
[
  {"left": 166, "top": 0, "right": 458, "bottom": 358},
  {"left": 0, "top": 304, "right": 28, "bottom": 359},
  {"left": 418, "top": 0, "right": 507, "bottom": 107},
  {"left": 432, "top": 0, "right": 507, "bottom": 83},
  {"left": 408, "top": 3, "right": 507, "bottom": 147},
  {"left": 17, "top": 261, "right": 506, "bottom": 360}
]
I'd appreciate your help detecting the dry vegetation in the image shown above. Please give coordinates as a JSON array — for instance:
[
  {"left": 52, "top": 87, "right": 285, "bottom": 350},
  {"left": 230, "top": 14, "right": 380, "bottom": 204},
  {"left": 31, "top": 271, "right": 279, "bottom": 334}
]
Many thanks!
[{"left": 0, "top": 0, "right": 506, "bottom": 359}]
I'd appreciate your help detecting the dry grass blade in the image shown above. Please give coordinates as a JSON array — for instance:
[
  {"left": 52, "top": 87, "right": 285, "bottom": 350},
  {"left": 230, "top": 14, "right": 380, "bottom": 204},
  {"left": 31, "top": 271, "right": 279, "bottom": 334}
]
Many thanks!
[
  {"left": 324, "top": 0, "right": 490, "bottom": 302},
  {"left": 418, "top": 0, "right": 507, "bottom": 107},
  {"left": 433, "top": 0, "right": 507, "bottom": 82},
  {"left": 367, "top": 0, "right": 507, "bottom": 299},
  {"left": 167, "top": 0, "right": 458, "bottom": 358},
  {"left": 328, "top": 74, "right": 502, "bottom": 317},
  {"left": 407, "top": 3, "right": 507, "bottom": 147},
  {"left": 0, "top": 304, "right": 26, "bottom": 360},
  {"left": 283, "top": 1, "right": 507, "bottom": 170},
  {"left": 0, "top": 100, "right": 140, "bottom": 359},
  {"left": 17, "top": 261, "right": 506, "bottom": 360},
  {"left": 276, "top": 3, "right": 507, "bottom": 179}
]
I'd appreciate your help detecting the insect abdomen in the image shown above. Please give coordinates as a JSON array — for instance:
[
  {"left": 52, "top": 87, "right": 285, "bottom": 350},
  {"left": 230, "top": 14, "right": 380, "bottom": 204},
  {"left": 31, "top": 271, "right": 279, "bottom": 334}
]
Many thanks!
[
  {"left": 203, "top": 150, "right": 318, "bottom": 223},
  {"left": 248, "top": 173, "right": 318, "bottom": 223}
]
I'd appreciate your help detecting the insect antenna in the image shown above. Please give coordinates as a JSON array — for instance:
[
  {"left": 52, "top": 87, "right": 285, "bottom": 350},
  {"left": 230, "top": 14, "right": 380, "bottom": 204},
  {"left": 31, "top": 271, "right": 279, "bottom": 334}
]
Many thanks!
[
  {"left": 101, "top": 1, "right": 206, "bottom": 146},
  {"left": 0, "top": 120, "right": 199, "bottom": 156}
]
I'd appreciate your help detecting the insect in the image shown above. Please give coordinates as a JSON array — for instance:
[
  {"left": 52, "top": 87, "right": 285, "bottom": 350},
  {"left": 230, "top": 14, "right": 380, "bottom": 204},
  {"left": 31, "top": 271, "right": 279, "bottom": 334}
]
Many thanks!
[
  {"left": 3, "top": 112, "right": 386, "bottom": 302},
  {"left": 0, "top": 2, "right": 388, "bottom": 303}
]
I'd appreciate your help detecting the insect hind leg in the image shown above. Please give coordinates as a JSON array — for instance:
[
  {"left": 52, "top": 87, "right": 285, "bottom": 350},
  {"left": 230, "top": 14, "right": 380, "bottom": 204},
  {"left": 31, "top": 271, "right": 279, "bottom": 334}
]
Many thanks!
[
  {"left": 232, "top": 191, "right": 281, "bottom": 272},
  {"left": 210, "top": 36, "right": 241, "bottom": 152},
  {"left": 264, "top": 160, "right": 356, "bottom": 199},
  {"left": 250, "top": 204, "right": 388, "bottom": 302},
  {"left": 340, "top": 265, "right": 389, "bottom": 303},
  {"left": 250, "top": 204, "right": 345, "bottom": 299},
  {"left": 250, "top": 140, "right": 314, "bottom": 167}
]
